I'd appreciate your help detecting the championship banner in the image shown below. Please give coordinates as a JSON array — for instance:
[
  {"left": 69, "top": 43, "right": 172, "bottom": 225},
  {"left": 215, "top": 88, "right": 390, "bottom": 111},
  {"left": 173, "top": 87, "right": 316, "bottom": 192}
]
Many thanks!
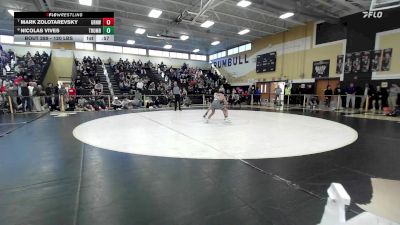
[
  {"left": 352, "top": 52, "right": 361, "bottom": 73},
  {"left": 371, "top": 50, "right": 382, "bottom": 71},
  {"left": 381, "top": 48, "right": 392, "bottom": 71},
  {"left": 344, "top": 53, "right": 353, "bottom": 74},
  {"left": 361, "top": 51, "right": 371, "bottom": 72},
  {"left": 336, "top": 55, "right": 344, "bottom": 74},
  {"left": 312, "top": 60, "right": 330, "bottom": 78}
]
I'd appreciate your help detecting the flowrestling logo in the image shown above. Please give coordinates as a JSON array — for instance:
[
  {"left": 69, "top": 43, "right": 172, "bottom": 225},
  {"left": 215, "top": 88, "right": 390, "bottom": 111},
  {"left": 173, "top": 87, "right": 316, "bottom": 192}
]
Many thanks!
[{"left": 362, "top": 11, "right": 383, "bottom": 18}]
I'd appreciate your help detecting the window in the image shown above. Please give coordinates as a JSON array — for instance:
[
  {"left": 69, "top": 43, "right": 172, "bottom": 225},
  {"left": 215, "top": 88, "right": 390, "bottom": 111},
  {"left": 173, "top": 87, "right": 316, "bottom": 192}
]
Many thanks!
[
  {"left": 123, "top": 47, "right": 147, "bottom": 55},
  {"left": 0, "top": 35, "right": 26, "bottom": 45},
  {"left": 123, "top": 47, "right": 139, "bottom": 55},
  {"left": 170, "top": 52, "right": 177, "bottom": 58},
  {"left": 209, "top": 54, "right": 218, "bottom": 61},
  {"left": 149, "top": 50, "right": 163, "bottom": 57},
  {"left": 172, "top": 52, "right": 188, "bottom": 59},
  {"left": 96, "top": 44, "right": 122, "bottom": 53},
  {"left": 245, "top": 43, "right": 252, "bottom": 51},
  {"left": 0, "top": 35, "right": 14, "bottom": 44},
  {"left": 162, "top": 51, "right": 170, "bottom": 57},
  {"left": 181, "top": 53, "right": 189, "bottom": 59},
  {"left": 227, "top": 47, "right": 239, "bottom": 56},
  {"left": 227, "top": 43, "right": 251, "bottom": 56},
  {"left": 217, "top": 51, "right": 226, "bottom": 58},
  {"left": 238, "top": 45, "right": 246, "bottom": 53},
  {"left": 75, "top": 42, "right": 93, "bottom": 50},
  {"left": 30, "top": 42, "right": 51, "bottom": 47},
  {"left": 237, "top": 43, "right": 251, "bottom": 53},
  {"left": 191, "top": 54, "right": 207, "bottom": 61},
  {"left": 138, "top": 48, "right": 147, "bottom": 55},
  {"left": 149, "top": 50, "right": 170, "bottom": 58}
]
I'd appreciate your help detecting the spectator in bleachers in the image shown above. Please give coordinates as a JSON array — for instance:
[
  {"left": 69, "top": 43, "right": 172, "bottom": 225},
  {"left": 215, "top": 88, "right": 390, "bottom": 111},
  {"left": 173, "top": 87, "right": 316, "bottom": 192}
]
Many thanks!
[
  {"left": 112, "top": 97, "right": 122, "bottom": 110},
  {"left": 94, "top": 82, "right": 103, "bottom": 95}
]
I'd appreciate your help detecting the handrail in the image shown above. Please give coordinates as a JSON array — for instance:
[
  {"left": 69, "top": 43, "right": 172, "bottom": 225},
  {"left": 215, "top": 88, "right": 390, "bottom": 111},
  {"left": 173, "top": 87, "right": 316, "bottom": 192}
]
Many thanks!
[{"left": 1, "top": 92, "right": 390, "bottom": 114}]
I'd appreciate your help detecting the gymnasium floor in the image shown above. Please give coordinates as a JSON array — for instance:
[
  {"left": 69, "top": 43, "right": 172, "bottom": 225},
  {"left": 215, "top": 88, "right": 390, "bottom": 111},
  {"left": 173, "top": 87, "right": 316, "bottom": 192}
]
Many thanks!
[{"left": 0, "top": 108, "right": 399, "bottom": 225}]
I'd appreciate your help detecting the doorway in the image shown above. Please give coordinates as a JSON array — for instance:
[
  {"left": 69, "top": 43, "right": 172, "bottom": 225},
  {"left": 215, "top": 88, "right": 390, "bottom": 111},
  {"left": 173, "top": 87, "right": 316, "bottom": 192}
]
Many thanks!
[{"left": 315, "top": 78, "right": 340, "bottom": 102}]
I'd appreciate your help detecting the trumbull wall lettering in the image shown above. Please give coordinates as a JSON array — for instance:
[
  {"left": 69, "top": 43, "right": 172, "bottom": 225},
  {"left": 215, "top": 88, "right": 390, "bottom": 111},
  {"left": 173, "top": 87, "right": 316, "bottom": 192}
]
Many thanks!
[{"left": 212, "top": 54, "right": 249, "bottom": 68}]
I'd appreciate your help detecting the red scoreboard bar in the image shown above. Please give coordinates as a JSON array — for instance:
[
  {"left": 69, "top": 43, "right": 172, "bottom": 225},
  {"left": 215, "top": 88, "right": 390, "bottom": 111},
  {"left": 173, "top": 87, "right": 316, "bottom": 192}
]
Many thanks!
[{"left": 14, "top": 12, "right": 115, "bottom": 42}]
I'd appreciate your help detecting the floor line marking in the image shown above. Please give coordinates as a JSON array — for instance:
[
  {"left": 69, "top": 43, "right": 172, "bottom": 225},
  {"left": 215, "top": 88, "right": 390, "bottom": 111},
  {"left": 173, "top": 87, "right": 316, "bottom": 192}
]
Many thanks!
[
  {"left": 0, "top": 122, "right": 27, "bottom": 126},
  {"left": 73, "top": 143, "right": 85, "bottom": 225}
]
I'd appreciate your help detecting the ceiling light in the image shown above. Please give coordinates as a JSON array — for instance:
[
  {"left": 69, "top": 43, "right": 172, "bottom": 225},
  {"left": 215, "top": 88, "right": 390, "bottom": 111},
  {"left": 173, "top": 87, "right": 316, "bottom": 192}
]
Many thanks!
[
  {"left": 238, "top": 29, "right": 250, "bottom": 35},
  {"left": 126, "top": 40, "right": 135, "bottom": 45},
  {"left": 148, "top": 9, "right": 162, "bottom": 18},
  {"left": 193, "top": 49, "right": 200, "bottom": 53},
  {"left": 180, "top": 35, "right": 189, "bottom": 40},
  {"left": 237, "top": 0, "right": 252, "bottom": 7},
  {"left": 200, "top": 20, "right": 215, "bottom": 28},
  {"left": 79, "top": 0, "right": 92, "bottom": 6},
  {"left": 135, "top": 28, "right": 146, "bottom": 34},
  {"left": 8, "top": 9, "right": 15, "bottom": 16},
  {"left": 164, "top": 44, "right": 172, "bottom": 49},
  {"left": 279, "top": 12, "right": 294, "bottom": 19},
  {"left": 211, "top": 41, "right": 220, "bottom": 46}
]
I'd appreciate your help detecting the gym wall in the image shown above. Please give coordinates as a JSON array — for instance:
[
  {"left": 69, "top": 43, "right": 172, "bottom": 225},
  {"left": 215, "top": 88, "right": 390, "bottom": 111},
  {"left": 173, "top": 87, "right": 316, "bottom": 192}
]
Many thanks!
[
  {"left": 216, "top": 7, "right": 400, "bottom": 86},
  {"left": 212, "top": 22, "right": 345, "bottom": 85}
]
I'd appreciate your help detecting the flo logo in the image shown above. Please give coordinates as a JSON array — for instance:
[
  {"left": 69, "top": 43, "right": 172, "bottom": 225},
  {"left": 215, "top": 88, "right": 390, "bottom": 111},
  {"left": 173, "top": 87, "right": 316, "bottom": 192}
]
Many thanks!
[{"left": 363, "top": 11, "right": 383, "bottom": 18}]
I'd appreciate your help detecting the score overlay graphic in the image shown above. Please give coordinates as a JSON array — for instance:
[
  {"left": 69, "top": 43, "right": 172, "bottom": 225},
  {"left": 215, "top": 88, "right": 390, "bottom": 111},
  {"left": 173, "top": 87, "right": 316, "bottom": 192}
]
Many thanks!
[{"left": 14, "top": 12, "right": 114, "bottom": 42}]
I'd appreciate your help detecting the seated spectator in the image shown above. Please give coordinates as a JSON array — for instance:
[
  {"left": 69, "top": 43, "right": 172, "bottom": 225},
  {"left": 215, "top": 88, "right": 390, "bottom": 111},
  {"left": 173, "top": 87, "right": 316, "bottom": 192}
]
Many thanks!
[
  {"left": 66, "top": 97, "right": 76, "bottom": 111},
  {"left": 48, "top": 94, "right": 59, "bottom": 111},
  {"left": 112, "top": 97, "right": 122, "bottom": 110}
]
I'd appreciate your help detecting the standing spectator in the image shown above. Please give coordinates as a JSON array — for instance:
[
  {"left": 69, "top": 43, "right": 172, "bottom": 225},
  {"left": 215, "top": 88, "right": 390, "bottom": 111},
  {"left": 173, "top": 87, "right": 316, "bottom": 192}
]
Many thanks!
[
  {"left": 7, "top": 83, "right": 18, "bottom": 111},
  {"left": 254, "top": 88, "right": 261, "bottom": 105},
  {"left": 334, "top": 83, "right": 343, "bottom": 109},
  {"left": 59, "top": 84, "right": 68, "bottom": 109},
  {"left": 345, "top": 83, "right": 356, "bottom": 109},
  {"left": 275, "top": 85, "right": 282, "bottom": 106},
  {"left": 304, "top": 84, "right": 313, "bottom": 106},
  {"left": 359, "top": 83, "right": 370, "bottom": 110},
  {"left": 324, "top": 85, "right": 333, "bottom": 108},
  {"left": 284, "top": 85, "right": 291, "bottom": 105},
  {"left": 31, "top": 83, "right": 42, "bottom": 112},
  {"left": 388, "top": 84, "right": 400, "bottom": 110},
  {"left": 172, "top": 81, "right": 181, "bottom": 111},
  {"left": 372, "top": 86, "right": 384, "bottom": 111},
  {"left": 20, "top": 82, "right": 31, "bottom": 112}
]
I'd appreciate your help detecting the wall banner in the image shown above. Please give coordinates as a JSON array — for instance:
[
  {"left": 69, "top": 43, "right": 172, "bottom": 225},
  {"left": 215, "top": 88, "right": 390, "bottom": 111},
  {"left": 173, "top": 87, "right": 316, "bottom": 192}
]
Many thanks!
[
  {"left": 336, "top": 55, "right": 344, "bottom": 74},
  {"left": 361, "top": 51, "right": 371, "bottom": 72},
  {"left": 371, "top": 50, "right": 382, "bottom": 72},
  {"left": 381, "top": 48, "right": 392, "bottom": 71},
  {"left": 312, "top": 60, "right": 330, "bottom": 78},
  {"left": 352, "top": 52, "right": 361, "bottom": 73},
  {"left": 344, "top": 53, "right": 353, "bottom": 74}
]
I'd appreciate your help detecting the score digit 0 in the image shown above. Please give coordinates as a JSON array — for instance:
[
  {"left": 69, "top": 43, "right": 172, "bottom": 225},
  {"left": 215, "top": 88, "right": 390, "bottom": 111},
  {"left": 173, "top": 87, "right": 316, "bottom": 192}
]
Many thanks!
[
  {"left": 103, "top": 26, "right": 114, "bottom": 34},
  {"left": 102, "top": 18, "right": 115, "bottom": 26}
]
